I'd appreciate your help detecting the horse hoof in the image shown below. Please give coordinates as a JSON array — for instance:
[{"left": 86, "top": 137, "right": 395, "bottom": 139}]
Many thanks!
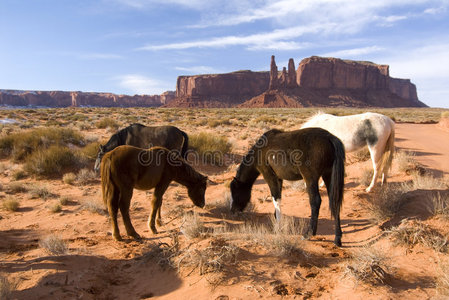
[
  {"left": 156, "top": 220, "right": 163, "bottom": 227},
  {"left": 334, "top": 238, "right": 342, "bottom": 247},
  {"left": 151, "top": 228, "right": 158, "bottom": 234},
  {"left": 113, "top": 235, "right": 123, "bottom": 241}
]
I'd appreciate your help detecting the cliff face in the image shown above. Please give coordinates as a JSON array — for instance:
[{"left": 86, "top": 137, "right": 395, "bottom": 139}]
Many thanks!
[
  {"left": 168, "top": 71, "right": 270, "bottom": 107},
  {"left": 297, "top": 56, "right": 389, "bottom": 89},
  {"left": 171, "top": 55, "right": 425, "bottom": 108},
  {"left": 0, "top": 90, "right": 173, "bottom": 107}
]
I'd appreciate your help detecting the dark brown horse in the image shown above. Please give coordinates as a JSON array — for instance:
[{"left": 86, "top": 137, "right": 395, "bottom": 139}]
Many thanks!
[
  {"left": 95, "top": 124, "right": 189, "bottom": 171},
  {"left": 230, "top": 128, "right": 345, "bottom": 246},
  {"left": 101, "top": 145, "right": 207, "bottom": 241}
]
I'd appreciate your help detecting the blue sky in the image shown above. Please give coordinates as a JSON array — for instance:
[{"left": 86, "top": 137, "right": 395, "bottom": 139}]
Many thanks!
[{"left": 1, "top": 0, "right": 448, "bottom": 107}]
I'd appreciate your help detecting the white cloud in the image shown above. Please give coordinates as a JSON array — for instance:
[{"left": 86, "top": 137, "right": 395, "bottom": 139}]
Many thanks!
[
  {"left": 321, "top": 46, "right": 385, "bottom": 58},
  {"left": 117, "top": 74, "right": 172, "bottom": 95},
  {"left": 138, "top": 24, "right": 328, "bottom": 51},
  {"left": 175, "top": 66, "right": 221, "bottom": 74}
]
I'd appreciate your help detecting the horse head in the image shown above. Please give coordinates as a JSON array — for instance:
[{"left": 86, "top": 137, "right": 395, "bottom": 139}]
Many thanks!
[
  {"left": 187, "top": 175, "right": 207, "bottom": 208},
  {"left": 230, "top": 177, "right": 251, "bottom": 213},
  {"left": 94, "top": 145, "right": 106, "bottom": 172}
]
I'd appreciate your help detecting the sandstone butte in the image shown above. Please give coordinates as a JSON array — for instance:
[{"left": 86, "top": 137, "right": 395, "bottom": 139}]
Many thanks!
[
  {"left": 168, "top": 56, "right": 426, "bottom": 108},
  {"left": 0, "top": 56, "right": 427, "bottom": 108}
]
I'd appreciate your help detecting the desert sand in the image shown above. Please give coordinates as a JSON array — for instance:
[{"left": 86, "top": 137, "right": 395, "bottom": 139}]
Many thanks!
[{"left": 1, "top": 109, "right": 449, "bottom": 300}]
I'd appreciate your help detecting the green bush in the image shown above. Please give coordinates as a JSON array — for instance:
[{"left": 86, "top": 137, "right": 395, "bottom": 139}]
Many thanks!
[
  {"left": 24, "top": 145, "right": 85, "bottom": 178},
  {"left": 0, "top": 127, "right": 84, "bottom": 161},
  {"left": 189, "top": 132, "right": 232, "bottom": 165},
  {"left": 96, "top": 117, "right": 119, "bottom": 130}
]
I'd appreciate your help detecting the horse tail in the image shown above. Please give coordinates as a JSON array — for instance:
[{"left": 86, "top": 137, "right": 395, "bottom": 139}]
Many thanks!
[
  {"left": 378, "top": 122, "right": 395, "bottom": 176},
  {"left": 100, "top": 154, "right": 114, "bottom": 208},
  {"left": 329, "top": 136, "right": 345, "bottom": 220},
  {"left": 180, "top": 130, "right": 189, "bottom": 160}
]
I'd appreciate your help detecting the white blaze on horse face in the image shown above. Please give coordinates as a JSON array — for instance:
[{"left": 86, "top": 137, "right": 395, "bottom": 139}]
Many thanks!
[{"left": 272, "top": 196, "right": 281, "bottom": 221}]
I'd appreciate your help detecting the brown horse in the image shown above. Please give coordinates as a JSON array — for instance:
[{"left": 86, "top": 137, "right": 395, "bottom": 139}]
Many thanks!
[{"left": 101, "top": 145, "right": 207, "bottom": 241}]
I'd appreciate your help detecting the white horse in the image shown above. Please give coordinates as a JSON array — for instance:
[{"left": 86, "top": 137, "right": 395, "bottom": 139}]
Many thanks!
[{"left": 301, "top": 112, "right": 395, "bottom": 192}]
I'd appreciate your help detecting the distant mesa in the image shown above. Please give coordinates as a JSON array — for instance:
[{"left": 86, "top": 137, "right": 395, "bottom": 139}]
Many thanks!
[
  {"left": 0, "top": 55, "right": 426, "bottom": 108},
  {"left": 168, "top": 55, "right": 426, "bottom": 108}
]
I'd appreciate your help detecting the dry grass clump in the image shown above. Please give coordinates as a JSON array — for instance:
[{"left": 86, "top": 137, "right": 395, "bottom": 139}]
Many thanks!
[
  {"left": 394, "top": 150, "right": 418, "bottom": 174},
  {"left": 388, "top": 219, "right": 448, "bottom": 253},
  {"left": 49, "top": 203, "right": 62, "bottom": 213},
  {"left": 344, "top": 246, "right": 392, "bottom": 285},
  {"left": 406, "top": 173, "right": 448, "bottom": 190},
  {"left": 28, "top": 185, "right": 55, "bottom": 200},
  {"left": 359, "top": 168, "right": 373, "bottom": 187},
  {"left": 79, "top": 141, "right": 102, "bottom": 162},
  {"left": 189, "top": 132, "right": 232, "bottom": 165},
  {"left": 2, "top": 198, "right": 20, "bottom": 212},
  {"left": 0, "top": 274, "right": 17, "bottom": 300},
  {"left": 76, "top": 168, "right": 97, "bottom": 185},
  {"left": 436, "top": 258, "right": 449, "bottom": 297},
  {"left": 366, "top": 186, "right": 405, "bottom": 223},
  {"left": 176, "top": 238, "right": 239, "bottom": 276},
  {"left": 429, "top": 192, "right": 449, "bottom": 218},
  {"left": 24, "top": 145, "right": 86, "bottom": 178},
  {"left": 62, "top": 172, "right": 76, "bottom": 185},
  {"left": 81, "top": 198, "right": 107, "bottom": 215},
  {"left": 6, "top": 182, "right": 28, "bottom": 194},
  {"left": 441, "top": 111, "right": 449, "bottom": 118},
  {"left": 11, "top": 168, "right": 27, "bottom": 180},
  {"left": 207, "top": 119, "right": 231, "bottom": 128},
  {"left": 39, "top": 235, "right": 68, "bottom": 255},
  {"left": 96, "top": 117, "right": 119, "bottom": 130},
  {"left": 0, "top": 127, "right": 84, "bottom": 161},
  {"left": 180, "top": 211, "right": 205, "bottom": 239},
  {"left": 351, "top": 147, "right": 371, "bottom": 163}
]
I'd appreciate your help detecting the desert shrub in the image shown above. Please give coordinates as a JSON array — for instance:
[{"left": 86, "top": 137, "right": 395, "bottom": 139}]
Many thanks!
[
  {"left": 394, "top": 150, "right": 417, "bottom": 173},
  {"left": 407, "top": 173, "right": 447, "bottom": 190},
  {"left": 344, "top": 246, "right": 391, "bottom": 285},
  {"left": 366, "top": 186, "right": 405, "bottom": 224},
  {"left": 359, "top": 168, "right": 373, "bottom": 187},
  {"left": 79, "top": 141, "right": 102, "bottom": 162},
  {"left": 207, "top": 119, "right": 231, "bottom": 128},
  {"left": 176, "top": 238, "right": 239, "bottom": 275},
  {"left": 437, "top": 258, "right": 449, "bottom": 296},
  {"left": 59, "top": 197, "right": 71, "bottom": 206},
  {"left": 0, "top": 127, "right": 84, "bottom": 161},
  {"left": 388, "top": 219, "right": 448, "bottom": 252},
  {"left": 351, "top": 147, "right": 371, "bottom": 163},
  {"left": 6, "top": 182, "right": 28, "bottom": 194},
  {"left": 28, "top": 185, "right": 55, "bottom": 200},
  {"left": 429, "top": 192, "right": 449, "bottom": 218},
  {"left": 96, "top": 117, "right": 119, "bottom": 130},
  {"left": 180, "top": 211, "right": 205, "bottom": 239},
  {"left": 24, "top": 145, "right": 85, "bottom": 178},
  {"left": 76, "top": 168, "right": 96, "bottom": 185},
  {"left": 441, "top": 111, "right": 449, "bottom": 118},
  {"left": 39, "top": 235, "right": 68, "bottom": 255},
  {"left": 11, "top": 169, "right": 27, "bottom": 180},
  {"left": 81, "top": 198, "right": 107, "bottom": 215},
  {"left": 49, "top": 203, "right": 62, "bottom": 213},
  {"left": 62, "top": 172, "right": 76, "bottom": 185},
  {"left": 2, "top": 198, "right": 20, "bottom": 212},
  {"left": 189, "top": 132, "right": 232, "bottom": 165}
]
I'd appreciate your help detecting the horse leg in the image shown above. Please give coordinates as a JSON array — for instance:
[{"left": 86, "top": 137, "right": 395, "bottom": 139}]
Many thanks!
[
  {"left": 322, "top": 172, "right": 342, "bottom": 247},
  {"left": 263, "top": 169, "right": 283, "bottom": 221},
  {"left": 118, "top": 188, "right": 140, "bottom": 240},
  {"left": 366, "top": 145, "right": 382, "bottom": 192},
  {"left": 305, "top": 179, "right": 321, "bottom": 238},
  {"left": 148, "top": 180, "right": 170, "bottom": 234},
  {"left": 156, "top": 206, "right": 162, "bottom": 227},
  {"left": 108, "top": 187, "right": 122, "bottom": 241}
]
